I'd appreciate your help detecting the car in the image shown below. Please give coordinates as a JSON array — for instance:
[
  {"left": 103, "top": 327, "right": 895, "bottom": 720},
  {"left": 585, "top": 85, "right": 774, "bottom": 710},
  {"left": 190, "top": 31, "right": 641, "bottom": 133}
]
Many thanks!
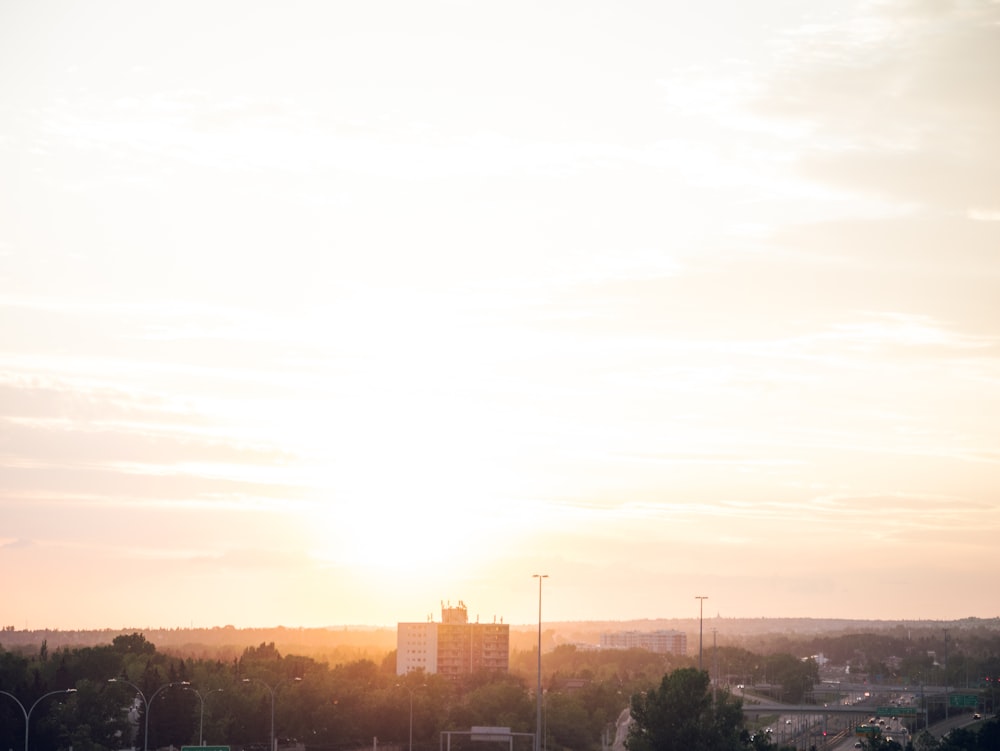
[
  {"left": 854, "top": 743, "right": 863, "bottom": 749},
  {"left": 973, "top": 713, "right": 982, "bottom": 720}
]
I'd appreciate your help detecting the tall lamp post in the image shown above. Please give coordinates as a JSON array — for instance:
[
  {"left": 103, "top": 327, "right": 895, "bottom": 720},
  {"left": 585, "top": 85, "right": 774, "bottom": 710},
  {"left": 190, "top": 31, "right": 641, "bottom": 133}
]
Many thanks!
[
  {"left": 108, "top": 678, "right": 147, "bottom": 751},
  {"left": 184, "top": 686, "right": 223, "bottom": 746},
  {"left": 243, "top": 677, "right": 302, "bottom": 751},
  {"left": 533, "top": 574, "right": 548, "bottom": 751},
  {"left": 0, "top": 688, "right": 77, "bottom": 751},
  {"left": 395, "top": 683, "right": 425, "bottom": 751},
  {"left": 711, "top": 628, "right": 718, "bottom": 704},
  {"left": 695, "top": 596, "right": 708, "bottom": 671},
  {"left": 943, "top": 629, "right": 950, "bottom": 720},
  {"left": 108, "top": 677, "right": 187, "bottom": 751}
]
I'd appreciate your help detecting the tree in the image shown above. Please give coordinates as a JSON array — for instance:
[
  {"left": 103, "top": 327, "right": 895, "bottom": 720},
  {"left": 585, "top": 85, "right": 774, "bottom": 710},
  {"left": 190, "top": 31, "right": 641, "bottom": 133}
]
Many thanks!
[
  {"left": 760, "top": 655, "right": 817, "bottom": 704},
  {"left": 857, "top": 733, "right": 903, "bottom": 751},
  {"left": 978, "top": 717, "right": 1000, "bottom": 751},
  {"left": 67, "top": 679, "right": 133, "bottom": 751},
  {"left": 912, "top": 729, "right": 938, "bottom": 751},
  {"left": 544, "top": 692, "right": 592, "bottom": 750},
  {"left": 448, "top": 673, "right": 533, "bottom": 732},
  {"left": 937, "top": 726, "right": 976, "bottom": 751},
  {"left": 626, "top": 668, "right": 745, "bottom": 751},
  {"left": 112, "top": 633, "right": 156, "bottom": 656}
]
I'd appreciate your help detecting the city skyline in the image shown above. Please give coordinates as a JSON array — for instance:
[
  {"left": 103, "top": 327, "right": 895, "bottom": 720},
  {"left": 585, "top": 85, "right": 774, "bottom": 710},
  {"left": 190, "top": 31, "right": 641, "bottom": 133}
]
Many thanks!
[{"left": 2, "top": 1, "right": 999, "bottom": 630}]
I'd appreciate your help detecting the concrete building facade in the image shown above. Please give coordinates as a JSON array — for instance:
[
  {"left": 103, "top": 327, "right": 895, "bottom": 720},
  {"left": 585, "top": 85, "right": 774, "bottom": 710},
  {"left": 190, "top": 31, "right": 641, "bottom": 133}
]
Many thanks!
[
  {"left": 397, "top": 600, "right": 510, "bottom": 679},
  {"left": 396, "top": 621, "right": 438, "bottom": 675},
  {"left": 599, "top": 629, "right": 687, "bottom": 656}
]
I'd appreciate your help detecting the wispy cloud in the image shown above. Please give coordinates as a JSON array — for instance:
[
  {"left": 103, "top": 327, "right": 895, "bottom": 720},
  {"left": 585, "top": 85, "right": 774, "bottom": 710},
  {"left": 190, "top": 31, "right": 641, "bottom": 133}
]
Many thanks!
[{"left": 757, "top": 0, "right": 1000, "bottom": 211}]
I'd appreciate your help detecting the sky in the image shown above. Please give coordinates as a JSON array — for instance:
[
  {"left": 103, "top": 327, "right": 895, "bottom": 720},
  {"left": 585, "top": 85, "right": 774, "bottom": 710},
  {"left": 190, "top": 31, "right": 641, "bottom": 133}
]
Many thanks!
[{"left": 1, "top": 0, "right": 999, "bottom": 632}]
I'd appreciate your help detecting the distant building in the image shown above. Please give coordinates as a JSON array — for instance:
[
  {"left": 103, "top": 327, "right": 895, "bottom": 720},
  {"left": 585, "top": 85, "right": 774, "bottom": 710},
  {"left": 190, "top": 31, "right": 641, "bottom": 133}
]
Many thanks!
[
  {"left": 599, "top": 629, "right": 687, "bottom": 656},
  {"left": 397, "top": 600, "right": 509, "bottom": 679}
]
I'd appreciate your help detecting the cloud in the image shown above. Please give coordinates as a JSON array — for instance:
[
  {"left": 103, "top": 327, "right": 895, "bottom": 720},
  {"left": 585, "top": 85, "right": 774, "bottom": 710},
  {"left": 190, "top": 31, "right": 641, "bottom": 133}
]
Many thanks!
[
  {"left": 755, "top": 0, "right": 1000, "bottom": 211},
  {"left": 968, "top": 208, "right": 1000, "bottom": 222},
  {"left": 0, "top": 377, "right": 201, "bottom": 426},
  {"left": 36, "top": 89, "right": 624, "bottom": 181},
  {"left": 0, "top": 537, "right": 35, "bottom": 551},
  {"left": 0, "top": 376, "right": 304, "bottom": 512}
]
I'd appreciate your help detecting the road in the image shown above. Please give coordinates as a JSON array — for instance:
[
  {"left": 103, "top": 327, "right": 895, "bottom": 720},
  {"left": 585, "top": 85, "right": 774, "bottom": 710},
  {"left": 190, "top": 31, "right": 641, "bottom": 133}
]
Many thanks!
[
  {"left": 809, "top": 710, "right": 990, "bottom": 751},
  {"left": 610, "top": 706, "right": 629, "bottom": 751},
  {"left": 609, "top": 687, "right": 989, "bottom": 751}
]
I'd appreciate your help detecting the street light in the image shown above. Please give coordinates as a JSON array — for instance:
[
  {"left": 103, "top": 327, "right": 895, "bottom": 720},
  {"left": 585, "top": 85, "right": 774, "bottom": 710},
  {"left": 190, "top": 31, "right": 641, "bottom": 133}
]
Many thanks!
[
  {"left": 242, "top": 677, "right": 302, "bottom": 751},
  {"left": 395, "top": 683, "right": 425, "bottom": 751},
  {"left": 183, "top": 686, "right": 223, "bottom": 746},
  {"left": 695, "top": 596, "right": 708, "bottom": 672},
  {"left": 108, "top": 677, "right": 187, "bottom": 751},
  {"left": 533, "top": 574, "right": 548, "bottom": 751},
  {"left": 0, "top": 688, "right": 77, "bottom": 751},
  {"left": 108, "top": 678, "right": 148, "bottom": 751},
  {"left": 711, "top": 628, "right": 718, "bottom": 704},
  {"left": 943, "top": 629, "right": 950, "bottom": 720}
]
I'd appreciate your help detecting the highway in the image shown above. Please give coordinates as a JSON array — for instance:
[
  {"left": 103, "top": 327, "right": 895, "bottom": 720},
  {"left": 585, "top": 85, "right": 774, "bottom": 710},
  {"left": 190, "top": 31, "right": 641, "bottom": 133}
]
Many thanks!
[
  {"left": 608, "top": 683, "right": 990, "bottom": 751},
  {"left": 739, "top": 682, "right": 990, "bottom": 750}
]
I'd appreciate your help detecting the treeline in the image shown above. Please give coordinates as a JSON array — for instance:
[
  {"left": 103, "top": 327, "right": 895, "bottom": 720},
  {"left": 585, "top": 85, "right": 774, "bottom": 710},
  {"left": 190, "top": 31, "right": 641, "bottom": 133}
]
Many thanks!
[
  {"left": 0, "top": 632, "right": 633, "bottom": 751},
  {"left": 789, "top": 627, "right": 1000, "bottom": 688},
  {"left": 0, "top": 627, "right": 398, "bottom": 664},
  {"left": 3, "top": 625, "right": 1000, "bottom": 751},
  {"left": 0, "top": 633, "right": 822, "bottom": 751},
  {"left": 5, "top": 619, "right": 999, "bottom": 670}
]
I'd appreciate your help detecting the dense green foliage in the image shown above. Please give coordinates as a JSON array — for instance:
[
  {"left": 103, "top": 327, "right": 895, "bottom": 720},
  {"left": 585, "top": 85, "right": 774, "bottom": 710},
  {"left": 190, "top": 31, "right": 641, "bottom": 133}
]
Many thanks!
[
  {"left": 626, "top": 668, "right": 745, "bottom": 751},
  {"left": 2, "top": 627, "right": 998, "bottom": 751}
]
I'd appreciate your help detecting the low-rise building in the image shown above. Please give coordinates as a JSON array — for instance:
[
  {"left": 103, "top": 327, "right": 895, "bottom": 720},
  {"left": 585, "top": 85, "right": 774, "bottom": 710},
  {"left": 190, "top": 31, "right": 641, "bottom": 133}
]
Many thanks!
[{"left": 599, "top": 629, "right": 687, "bottom": 655}]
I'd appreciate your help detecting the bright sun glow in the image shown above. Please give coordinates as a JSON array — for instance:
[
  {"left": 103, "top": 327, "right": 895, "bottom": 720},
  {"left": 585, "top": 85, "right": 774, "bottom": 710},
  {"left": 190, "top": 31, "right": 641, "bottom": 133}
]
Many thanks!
[
  {"left": 285, "top": 289, "right": 525, "bottom": 572},
  {"left": 3, "top": 0, "right": 999, "bottom": 629}
]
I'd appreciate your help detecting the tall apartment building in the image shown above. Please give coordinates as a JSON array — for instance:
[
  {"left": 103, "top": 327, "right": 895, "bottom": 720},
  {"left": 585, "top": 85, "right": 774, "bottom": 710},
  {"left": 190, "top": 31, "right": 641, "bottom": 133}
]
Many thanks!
[
  {"left": 599, "top": 629, "right": 687, "bottom": 656},
  {"left": 397, "top": 600, "right": 509, "bottom": 679}
]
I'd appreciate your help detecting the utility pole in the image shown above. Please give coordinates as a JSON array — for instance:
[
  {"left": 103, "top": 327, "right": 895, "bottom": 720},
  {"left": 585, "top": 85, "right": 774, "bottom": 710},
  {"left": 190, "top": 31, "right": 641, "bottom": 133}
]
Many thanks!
[
  {"left": 711, "top": 628, "right": 718, "bottom": 704},
  {"left": 533, "top": 574, "right": 548, "bottom": 751},
  {"left": 943, "top": 629, "right": 950, "bottom": 719},
  {"left": 695, "top": 596, "right": 708, "bottom": 671}
]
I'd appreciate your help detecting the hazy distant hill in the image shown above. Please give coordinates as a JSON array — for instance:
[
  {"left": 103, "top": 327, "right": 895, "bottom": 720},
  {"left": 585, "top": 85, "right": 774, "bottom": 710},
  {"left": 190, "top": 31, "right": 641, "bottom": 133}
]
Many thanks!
[
  {"left": 518, "top": 616, "right": 1000, "bottom": 652},
  {"left": 2, "top": 617, "right": 996, "bottom": 661},
  {"left": 0, "top": 625, "right": 398, "bottom": 662}
]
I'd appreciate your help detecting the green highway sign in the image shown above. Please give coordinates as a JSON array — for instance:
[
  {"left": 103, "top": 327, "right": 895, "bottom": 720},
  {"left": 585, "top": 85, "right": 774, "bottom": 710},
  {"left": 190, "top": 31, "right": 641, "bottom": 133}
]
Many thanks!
[
  {"left": 948, "top": 694, "right": 979, "bottom": 707},
  {"left": 877, "top": 706, "right": 917, "bottom": 716}
]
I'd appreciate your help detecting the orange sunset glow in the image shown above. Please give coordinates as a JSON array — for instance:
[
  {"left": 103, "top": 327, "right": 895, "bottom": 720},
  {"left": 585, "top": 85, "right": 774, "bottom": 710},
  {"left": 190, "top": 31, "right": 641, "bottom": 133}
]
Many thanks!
[{"left": 1, "top": 0, "right": 998, "bottom": 630}]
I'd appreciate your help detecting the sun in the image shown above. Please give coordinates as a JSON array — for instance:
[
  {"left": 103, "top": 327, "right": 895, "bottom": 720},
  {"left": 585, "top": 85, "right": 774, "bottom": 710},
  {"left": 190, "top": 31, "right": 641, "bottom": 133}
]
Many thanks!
[
  {"left": 269, "top": 285, "right": 555, "bottom": 577},
  {"left": 293, "top": 375, "right": 520, "bottom": 576}
]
